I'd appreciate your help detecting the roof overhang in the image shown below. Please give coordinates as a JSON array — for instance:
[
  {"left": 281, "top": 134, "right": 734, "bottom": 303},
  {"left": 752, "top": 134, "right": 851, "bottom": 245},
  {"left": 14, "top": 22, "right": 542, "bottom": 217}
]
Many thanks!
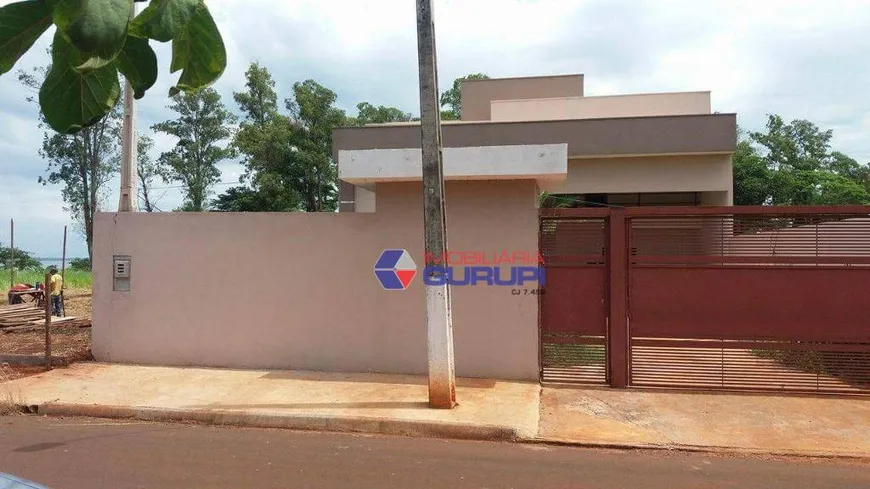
[
  {"left": 339, "top": 144, "right": 568, "bottom": 185},
  {"left": 333, "top": 114, "right": 737, "bottom": 160}
]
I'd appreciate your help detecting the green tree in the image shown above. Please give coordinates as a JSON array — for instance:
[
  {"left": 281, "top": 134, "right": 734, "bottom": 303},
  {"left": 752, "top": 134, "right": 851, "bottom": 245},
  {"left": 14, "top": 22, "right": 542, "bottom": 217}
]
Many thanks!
[
  {"left": 733, "top": 116, "right": 870, "bottom": 206},
  {"left": 0, "top": 244, "right": 43, "bottom": 270},
  {"left": 19, "top": 66, "right": 121, "bottom": 261},
  {"left": 0, "top": 0, "right": 227, "bottom": 134},
  {"left": 70, "top": 257, "right": 92, "bottom": 271},
  {"left": 227, "top": 62, "right": 301, "bottom": 212},
  {"left": 223, "top": 64, "right": 348, "bottom": 213},
  {"left": 732, "top": 137, "right": 771, "bottom": 206},
  {"left": 152, "top": 88, "right": 235, "bottom": 212},
  {"left": 137, "top": 134, "right": 162, "bottom": 212},
  {"left": 812, "top": 172, "right": 870, "bottom": 205},
  {"left": 233, "top": 62, "right": 278, "bottom": 128},
  {"left": 284, "top": 79, "right": 347, "bottom": 211},
  {"left": 439, "top": 73, "right": 489, "bottom": 120},
  {"left": 352, "top": 102, "right": 413, "bottom": 125},
  {"left": 212, "top": 186, "right": 280, "bottom": 212}
]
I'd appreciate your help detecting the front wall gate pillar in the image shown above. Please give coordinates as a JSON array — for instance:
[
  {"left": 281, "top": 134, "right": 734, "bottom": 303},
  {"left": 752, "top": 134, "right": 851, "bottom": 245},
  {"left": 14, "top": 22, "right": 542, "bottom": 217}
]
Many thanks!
[{"left": 607, "top": 209, "right": 630, "bottom": 387}]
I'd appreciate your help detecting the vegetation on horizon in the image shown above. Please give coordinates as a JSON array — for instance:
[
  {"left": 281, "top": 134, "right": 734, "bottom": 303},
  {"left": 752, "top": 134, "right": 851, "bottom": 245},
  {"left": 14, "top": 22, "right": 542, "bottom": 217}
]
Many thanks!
[{"left": 2, "top": 268, "right": 92, "bottom": 290}]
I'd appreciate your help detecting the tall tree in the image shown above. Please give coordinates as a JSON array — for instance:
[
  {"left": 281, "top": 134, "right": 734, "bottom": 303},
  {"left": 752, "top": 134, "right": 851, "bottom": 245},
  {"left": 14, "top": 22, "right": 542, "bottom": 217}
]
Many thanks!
[
  {"left": 732, "top": 134, "right": 771, "bottom": 206},
  {"left": 152, "top": 88, "right": 236, "bottom": 212},
  {"left": 137, "top": 135, "right": 162, "bottom": 212},
  {"left": 227, "top": 63, "right": 301, "bottom": 212},
  {"left": 284, "top": 79, "right": 348, "bottom": 212},
  {"left": 733, "top": 116, "right": 870, "bottom": 206},
  {"left": 352, "top": 102, "right": 413, "bottom": 125},
  {"left": 19, "top": 66, "right": 120, "bottom": 261},
  {"left": 440, "top": 73, "right": 489, "bottom": 120},
  {"left": 222, "top": 65, "right": 348, "bottom": 213},
  {"left": 234, "top": 62, "right": 279, "bottom": 128}
]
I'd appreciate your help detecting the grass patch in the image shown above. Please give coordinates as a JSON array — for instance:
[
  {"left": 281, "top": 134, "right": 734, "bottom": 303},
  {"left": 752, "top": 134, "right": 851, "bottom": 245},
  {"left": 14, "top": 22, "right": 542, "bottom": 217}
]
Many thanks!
[
  {"left": 1, "top": 268, "right": 92, "bottom": 289},
  {"left": 543, "top": 343, "right": 606, "bottom": 367},
  {"left": 0, "top": 364, "right": 24, "bottom": 415}
]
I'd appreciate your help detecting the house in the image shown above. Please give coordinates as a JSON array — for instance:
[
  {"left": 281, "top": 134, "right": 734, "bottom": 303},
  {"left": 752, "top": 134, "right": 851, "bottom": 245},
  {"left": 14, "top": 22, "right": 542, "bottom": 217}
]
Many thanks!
[{"left": 334, "top": 74, "right": 736, "bottom": 213}]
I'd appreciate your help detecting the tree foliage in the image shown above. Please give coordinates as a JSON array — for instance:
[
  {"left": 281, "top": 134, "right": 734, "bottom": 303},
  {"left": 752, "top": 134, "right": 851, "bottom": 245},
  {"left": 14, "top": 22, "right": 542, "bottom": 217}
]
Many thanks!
[
  {"left": 733, "top": 115, "right": 870, "bottom": 206},
  {"left": 351, "top": 102, "right": 413, "bottom": 125},
  {"left": 440, "top": 73, "right": 489, "bottom": 120},
  {"left": 220, "top": 64, "right": 348, "bottom": 212},
  {"left": 0, "top": 244, "right": 43, "bottom": 270},
  {"left": 152, "top": 87, "right": 235, "bottom": 212},
  {"left": 137, "top": 134, "right": 161, "bottom": 211},
  {"left": 0, "top": 0, "right": 226, "bottom": 134},
  {"left": 69, "top": 257, "right": 91, "bottom": 270},
  {"left": 218, "top": 68, "right": 503, "bottom": 212}
]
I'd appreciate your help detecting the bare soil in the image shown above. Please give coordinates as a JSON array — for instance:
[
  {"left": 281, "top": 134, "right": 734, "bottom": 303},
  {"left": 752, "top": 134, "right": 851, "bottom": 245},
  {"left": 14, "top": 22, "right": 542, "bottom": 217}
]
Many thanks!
[{"left": 1, "top": 288, "right": 93, "bottom": 378}]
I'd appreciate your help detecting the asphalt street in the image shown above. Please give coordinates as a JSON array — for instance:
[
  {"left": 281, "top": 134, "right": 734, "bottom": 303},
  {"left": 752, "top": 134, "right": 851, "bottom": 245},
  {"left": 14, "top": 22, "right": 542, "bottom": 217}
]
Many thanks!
[{"left": 1, "top": 416, "right": 867, "bottom": 488}]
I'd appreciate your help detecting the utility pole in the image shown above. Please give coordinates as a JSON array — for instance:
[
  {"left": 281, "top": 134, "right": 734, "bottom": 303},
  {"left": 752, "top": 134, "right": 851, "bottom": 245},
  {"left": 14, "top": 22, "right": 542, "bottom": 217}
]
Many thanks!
[
  {"left": 415, "top": 0, "right": 456, "bottom": 409},
  {"left": 118, "top": 6, "right": 138, "bottom": 212}
]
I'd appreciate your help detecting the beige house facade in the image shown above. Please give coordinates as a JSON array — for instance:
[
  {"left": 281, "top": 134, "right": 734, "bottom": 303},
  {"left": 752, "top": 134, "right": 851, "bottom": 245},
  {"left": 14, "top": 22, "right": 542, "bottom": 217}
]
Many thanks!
[{"left": 92, "top": 74, "right": 736, "bottom": 382}]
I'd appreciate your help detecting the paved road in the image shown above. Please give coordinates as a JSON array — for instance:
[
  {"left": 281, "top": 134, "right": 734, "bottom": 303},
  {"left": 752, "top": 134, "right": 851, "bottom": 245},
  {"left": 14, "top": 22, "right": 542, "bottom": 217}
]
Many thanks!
[{"left": 1, "top": 416, "right": 867, "bottom": 489}]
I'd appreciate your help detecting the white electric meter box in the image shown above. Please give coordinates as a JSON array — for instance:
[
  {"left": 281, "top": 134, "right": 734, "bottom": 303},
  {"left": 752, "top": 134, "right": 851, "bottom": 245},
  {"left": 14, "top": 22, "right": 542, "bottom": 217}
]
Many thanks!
[{"left": 113, "top": 255, "right": 131, "bottom": 291}]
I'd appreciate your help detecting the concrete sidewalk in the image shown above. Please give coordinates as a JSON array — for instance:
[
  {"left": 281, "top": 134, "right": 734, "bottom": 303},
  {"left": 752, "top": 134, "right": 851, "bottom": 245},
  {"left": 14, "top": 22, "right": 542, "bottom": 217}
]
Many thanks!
[
  {"left": 2, "top": 363, "right": 540, "bottom": 440},
  {"left": 4, "top": 363, "right": 869, "bottom": 458},
  {"left": 540, "top": 386, "right": 870, "bottom": 458}
]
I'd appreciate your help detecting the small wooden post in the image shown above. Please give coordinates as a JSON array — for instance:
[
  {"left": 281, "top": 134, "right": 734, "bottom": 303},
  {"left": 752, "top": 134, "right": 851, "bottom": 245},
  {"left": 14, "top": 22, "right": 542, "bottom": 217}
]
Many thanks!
[
  {"left": 44, "top": 272, "right": 52, "bottom": 370},
  {"left": 61, "top": 226, "right": 67, "bottom": 282},
  {"left": 61, "top": 225, "right": 67, "bottom": 313},
  {"left": 9, "top": 219, "right": 14, "bottom": 288}
]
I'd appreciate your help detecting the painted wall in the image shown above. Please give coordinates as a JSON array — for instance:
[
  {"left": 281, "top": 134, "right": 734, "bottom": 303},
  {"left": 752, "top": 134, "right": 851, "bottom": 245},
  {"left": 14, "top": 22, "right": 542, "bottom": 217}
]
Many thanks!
[
  {"left": 92, "top": 180, "right": 541, "bottom": 381},
  {"left": 355, "top": 184, "right": 377, "bottom": 213},
  {"left": 538, "top": 154, "right": 733, "bottom": 199},
  {"left": 461, "top": 75, "right": 584, "bottom": 121},
  {"left": 490, "top": 92, "right": 711, "bottom": 122}
]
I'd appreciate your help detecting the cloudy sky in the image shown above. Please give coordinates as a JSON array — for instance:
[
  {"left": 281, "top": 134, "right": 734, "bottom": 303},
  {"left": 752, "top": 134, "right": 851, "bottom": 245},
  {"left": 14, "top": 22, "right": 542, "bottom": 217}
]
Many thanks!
[{"left": 1, "top": 0, "right": 869, "bottom": 258}]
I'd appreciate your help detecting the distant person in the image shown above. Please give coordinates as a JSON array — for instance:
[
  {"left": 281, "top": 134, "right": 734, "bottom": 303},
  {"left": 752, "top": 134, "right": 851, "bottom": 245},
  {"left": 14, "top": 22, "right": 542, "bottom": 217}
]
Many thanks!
[{"left": 49, "top": 267, "right": 64, "bottom": 317}]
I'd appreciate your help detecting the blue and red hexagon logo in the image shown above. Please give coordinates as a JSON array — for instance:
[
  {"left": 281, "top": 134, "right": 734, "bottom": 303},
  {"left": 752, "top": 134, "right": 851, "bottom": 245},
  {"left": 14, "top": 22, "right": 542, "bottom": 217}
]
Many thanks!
[{"left": 374, "top": 249, "right": 417, "bottom": 290}]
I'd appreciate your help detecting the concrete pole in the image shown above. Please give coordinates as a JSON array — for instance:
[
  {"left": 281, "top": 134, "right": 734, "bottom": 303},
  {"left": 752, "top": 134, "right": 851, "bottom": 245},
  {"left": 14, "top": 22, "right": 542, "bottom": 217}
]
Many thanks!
[
  {"left": 118, "top": 6, "right": 138, "bottom": 212},
  {"left": 415, "top": 0, "right": 456, "bottom": 409}
]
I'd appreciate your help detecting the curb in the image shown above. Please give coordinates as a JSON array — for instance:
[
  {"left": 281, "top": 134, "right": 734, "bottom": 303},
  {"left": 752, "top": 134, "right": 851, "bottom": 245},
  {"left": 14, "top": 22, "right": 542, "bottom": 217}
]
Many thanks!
[
  {"left": 33, "top": 403, "right": 521, "bottom": 442},
  {"left": 529, "top": 438, "right": 870, "bottom": 461}
]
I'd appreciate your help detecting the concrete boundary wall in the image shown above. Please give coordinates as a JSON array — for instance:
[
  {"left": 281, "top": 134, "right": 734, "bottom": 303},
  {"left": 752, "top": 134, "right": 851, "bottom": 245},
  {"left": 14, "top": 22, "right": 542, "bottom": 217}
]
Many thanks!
[{"left": 92, "top": 181, "right": 540, "bottom": 381}]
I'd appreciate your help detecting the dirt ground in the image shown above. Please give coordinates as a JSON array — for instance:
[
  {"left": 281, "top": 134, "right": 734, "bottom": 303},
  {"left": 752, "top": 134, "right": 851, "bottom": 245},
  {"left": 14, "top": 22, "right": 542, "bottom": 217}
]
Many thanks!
[{"left": 1, "top": 288, "right": 93, "bottom": 379}]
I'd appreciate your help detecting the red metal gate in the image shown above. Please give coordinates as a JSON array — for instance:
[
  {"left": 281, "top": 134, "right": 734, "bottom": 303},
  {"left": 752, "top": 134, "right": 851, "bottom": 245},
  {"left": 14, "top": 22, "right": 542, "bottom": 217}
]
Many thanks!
[
  {"left": 626, "top": 207, "right": 870, "bottom": 394},
  {"left": 539, "top": 209, "right": 608, "bottom": 384},
  {"left": 541, "top": 206, "right": 870, "bottom": 395}
]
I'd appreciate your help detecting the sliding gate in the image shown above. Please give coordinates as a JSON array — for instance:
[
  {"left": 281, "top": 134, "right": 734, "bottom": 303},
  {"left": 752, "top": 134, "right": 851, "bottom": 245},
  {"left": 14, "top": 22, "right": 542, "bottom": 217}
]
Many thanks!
[
  {"left": 627, "top": 207, "right": 870, "bottom": 394},
  {"left": 540, "top": 206, "right": 870, "bottom": 395}
]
